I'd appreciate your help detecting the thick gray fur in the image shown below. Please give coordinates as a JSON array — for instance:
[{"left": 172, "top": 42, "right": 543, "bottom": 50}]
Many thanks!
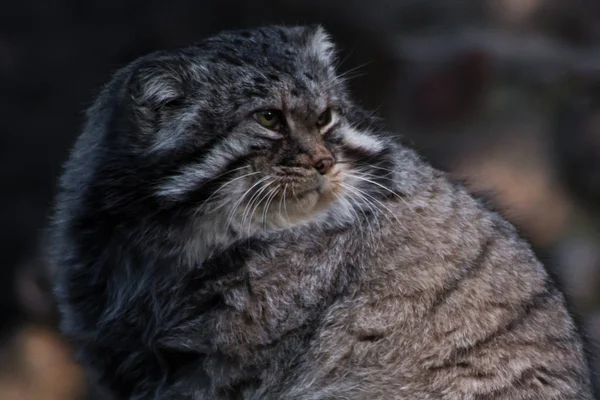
[{"left": 50, "top": 25, "right": 594, "bottom": 399}]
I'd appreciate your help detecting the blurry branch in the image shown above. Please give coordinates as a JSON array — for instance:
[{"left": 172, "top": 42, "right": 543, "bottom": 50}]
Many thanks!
[{"left": 397, "top": 29, "right": 600, "bottom": 83}]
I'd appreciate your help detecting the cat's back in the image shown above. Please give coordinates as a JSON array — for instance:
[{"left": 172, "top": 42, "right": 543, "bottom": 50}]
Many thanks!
[{"left": 275, "top": 172, "right": 593, "bottom": 399}]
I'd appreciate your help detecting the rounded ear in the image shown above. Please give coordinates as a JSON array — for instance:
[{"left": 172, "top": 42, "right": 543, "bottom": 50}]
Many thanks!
[
  {"left": 122, "top": 54, "right": 196, "bottom": 149},
  {"left": 128, "top": 54, "right": 192, "bottom": 111},
  {"left": 302, "top": 25, "right": 337, "bottom": 66}
]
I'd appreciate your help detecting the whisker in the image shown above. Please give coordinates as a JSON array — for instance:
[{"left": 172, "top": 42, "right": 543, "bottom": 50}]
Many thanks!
[
  {"left": 336, "top": 60, "right": 372, "bottom": 80},
  {"left": 339, "top": 183, "right": 377, "bottom": 244},
  {"left": 282, "top": 184, "right": 291, "bottom": 224},
  {"left": 225, "top": 176, "right": 270, "bottom": 230},
  {"left": 278, "top": 183, "right": 286, "bottom": 222},
  {"left": 201, "top": 165, "right": 251, "bottom": 185},
  {"left": 160, "top": 164, "right": 251, "bottom": 200},
  {"left": 333, "top": 190, "right": 366, "bottom": 243},
  {"left": 244, "top": 179, "right": 276, "bottom": 235},
  {"left": 241, "top": 178, "right": 275, "bottom": 231},
  {"left": 261, "top": 185, "right": 280, "bottom": 229},
  {"left": 200, "top": 171, "right": 261, "bottom": 212},
  {"left": 344, "top": 182, "right": 400, "bottom": 226},
  {"left": 358, "top": 164, "right": 397, "bottom": 175},
  {"left": 352, "top": 169, "right": 396, "bottom": 183},
  {"left": 291, "top": 187, "right": 307, "bottom": 215},
  {"left": 334, "top": 47, "right": 355, "bottom": 71},
  {"left": 344, "top": 173, "right": 408, "bottom": 206},
  {"left": 340, "top": 182, "right": 382, "bottom": 225}
]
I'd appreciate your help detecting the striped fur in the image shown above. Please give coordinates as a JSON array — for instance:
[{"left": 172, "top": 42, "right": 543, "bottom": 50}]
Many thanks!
[{"left": 49, "top": 26, "right": 594, "bottom": 399}]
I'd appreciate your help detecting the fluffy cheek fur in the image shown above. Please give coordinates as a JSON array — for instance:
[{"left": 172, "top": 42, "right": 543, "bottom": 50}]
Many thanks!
[
  {"left": 201, "top": 123, "right": 386, "bottom": 233},
  {"left": 220, "top": 159, "right": 346, "bottom": 231}
]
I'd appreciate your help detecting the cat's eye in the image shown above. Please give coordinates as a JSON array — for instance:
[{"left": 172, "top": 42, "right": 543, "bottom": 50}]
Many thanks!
[
  {"left": 253, "top": 110, "right": 283, "bottom": 130},
  {"left": 316, "top": 108, "right": 333, "bottom": 128}
]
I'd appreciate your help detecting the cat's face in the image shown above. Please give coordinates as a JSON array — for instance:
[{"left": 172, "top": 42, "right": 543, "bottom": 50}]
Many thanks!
[{"left": 100, "top": 25, "right": 391, "bottom": 240}]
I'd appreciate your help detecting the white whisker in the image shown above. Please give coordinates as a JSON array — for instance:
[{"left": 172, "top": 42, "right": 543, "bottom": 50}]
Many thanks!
[
  {"left": 225, "top": 176, "right": 270, "bottom": 231},
  {"left": 201, "top": 171, "right": 261, "bottom": 212},
  {"left": 343, "top": 181, "right": 400, "bottom": 226},
  {"left": 158, "top": 164, "right": 250, "bottom": 199},
  {"left": 344, "top": 173, "right": 408, "bottom": 206},
  {"left": 261, "top": 185, "right": 280, "bottom": 229},
  {"left": 282, "top": 184, "right": 290, "bottom": 224},
  {"left": 278, "top": 184, "right": 287, "bottom": 223},
  {"left": 243, "top": 179, "right": 276, "bottom": 235},
  {"left": 339, "top": 183, "right": 377, "bottom": 244},
  {"left": 334, "top": 190, "right": 366, "bottom": 243}
]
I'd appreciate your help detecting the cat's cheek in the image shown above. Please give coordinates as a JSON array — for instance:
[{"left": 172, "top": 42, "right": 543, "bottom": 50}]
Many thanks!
[{"left": 322, "top": 165, "right": 346, "bottom": 196}]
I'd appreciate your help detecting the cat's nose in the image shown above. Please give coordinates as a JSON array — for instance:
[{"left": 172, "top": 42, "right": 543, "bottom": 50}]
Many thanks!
[{"left": 314, "top": 156, "right": 335, "bottom": 175}]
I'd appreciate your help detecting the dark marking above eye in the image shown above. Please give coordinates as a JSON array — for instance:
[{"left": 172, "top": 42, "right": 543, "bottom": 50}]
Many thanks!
[
  {"left": 267, "top": 73, "right": 280, "bottom": 82},
  {"left": 357, "top": 333, "right": 385, "bottom": 342},
  {"left": 303, "top": 72, "right": 315, "bottom": 81},
  {"left": 242, "top": 89, "right": 255, "bottom": 97},
  {"left": 242, "top": 87, "right": 268, "bottom": 98},
  {"left": 253, "top": 76, "right": 267, "bottom": 85},
  {"left": 290, "top": 88, "right": 300, "bottom": 97},
  {"left": 284, "top": 49, "right": 293, "bottom": 56}
]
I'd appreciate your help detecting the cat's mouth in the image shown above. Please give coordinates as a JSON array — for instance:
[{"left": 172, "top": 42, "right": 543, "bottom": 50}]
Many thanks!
[{"left": 234, "top": 166, "right": 344, "bottom": 229}]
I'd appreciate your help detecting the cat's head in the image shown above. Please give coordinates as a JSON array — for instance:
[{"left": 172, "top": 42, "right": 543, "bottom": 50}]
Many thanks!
[{"left": 64, "top": 25, "right": 396, "bottom": 255}]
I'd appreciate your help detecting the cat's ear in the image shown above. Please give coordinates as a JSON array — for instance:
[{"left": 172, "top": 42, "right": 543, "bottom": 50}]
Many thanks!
[
  {"left": 125, "top": 54, "right": 195, "bottom": 150},
  {"left": 303, "top": 25, "right": 337, "bottom": 66},
  {"left": 127, "top": 54, "right": 192, "bottom": 112}
]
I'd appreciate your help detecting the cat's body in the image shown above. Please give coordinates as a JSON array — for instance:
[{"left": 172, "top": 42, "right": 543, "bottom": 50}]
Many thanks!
[{"left": 50, "top": 25, "right": 594, "bottom": 399}]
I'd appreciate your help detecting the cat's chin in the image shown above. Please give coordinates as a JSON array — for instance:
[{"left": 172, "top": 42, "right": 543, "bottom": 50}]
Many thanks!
[
  {"left": 234, "top": 170, "right": 344, "bottom": 232},
  {"left": 258, "top": 188, "right": 337, "bottom": 230}
]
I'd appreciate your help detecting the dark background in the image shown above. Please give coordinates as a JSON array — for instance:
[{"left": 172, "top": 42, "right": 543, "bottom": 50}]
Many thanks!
[{"left": 2, "top": 1, "right": 600, "bottom": 398}]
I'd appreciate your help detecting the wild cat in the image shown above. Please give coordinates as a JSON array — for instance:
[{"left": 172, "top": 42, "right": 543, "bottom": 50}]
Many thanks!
[{"left": 49, "top": 25, "right": 594, "bottom": 399}]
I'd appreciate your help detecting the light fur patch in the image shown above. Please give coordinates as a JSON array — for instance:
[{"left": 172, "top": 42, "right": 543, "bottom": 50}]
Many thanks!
[
  {"left": 343, "top": 127, "right": 385, "bottom": 154},
  {"left": 156, "top": 137, "right": 248, "bottom": 199},
  {"left": 307, "top": 26, "right": 335, "bottom": 65}
]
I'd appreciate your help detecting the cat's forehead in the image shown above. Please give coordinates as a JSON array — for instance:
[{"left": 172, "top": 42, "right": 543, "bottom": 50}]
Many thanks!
[
  {"left": 186, "top": 25, "right": 338, "bottom": 110},
  {"left": 196, "top": 25, "right": 335, "bottom": 83}
]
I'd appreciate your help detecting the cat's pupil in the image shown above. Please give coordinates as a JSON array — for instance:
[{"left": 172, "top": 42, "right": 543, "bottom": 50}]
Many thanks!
[{"left": 317, "top": 108, "right": 332, "bottom": 127}]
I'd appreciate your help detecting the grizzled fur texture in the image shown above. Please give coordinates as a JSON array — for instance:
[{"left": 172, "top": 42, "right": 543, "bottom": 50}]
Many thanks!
[{"left": 50, "top": 26, "right": 594, "bottom": 399}]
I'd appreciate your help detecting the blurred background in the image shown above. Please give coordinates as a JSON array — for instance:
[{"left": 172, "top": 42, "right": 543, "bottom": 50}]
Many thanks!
[{"left": 2, "top": 0, "right": 600, "bottom": 398}]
